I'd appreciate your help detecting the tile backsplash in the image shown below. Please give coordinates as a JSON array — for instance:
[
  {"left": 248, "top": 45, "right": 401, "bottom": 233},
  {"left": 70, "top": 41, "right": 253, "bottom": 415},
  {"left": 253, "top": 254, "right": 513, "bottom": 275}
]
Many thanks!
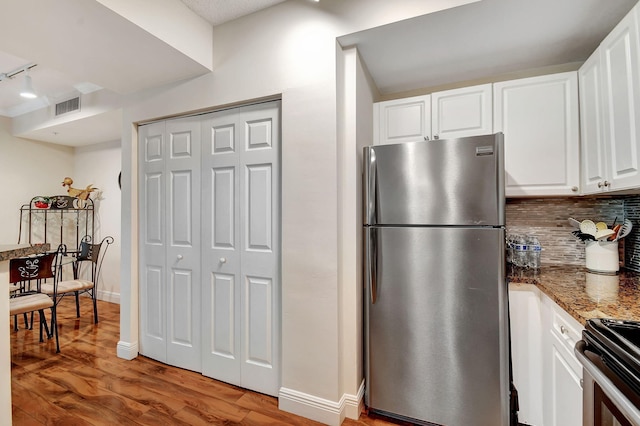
[{"left": 506, "top": 196, "right": 640, "bottom": 271}]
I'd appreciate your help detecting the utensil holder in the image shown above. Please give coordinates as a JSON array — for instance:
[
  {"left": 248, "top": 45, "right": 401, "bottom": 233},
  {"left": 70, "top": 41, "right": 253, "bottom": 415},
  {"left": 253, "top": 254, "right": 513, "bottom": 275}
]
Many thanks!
[{"left": 585, "top": 240, "right": 619, "bottom": 273}]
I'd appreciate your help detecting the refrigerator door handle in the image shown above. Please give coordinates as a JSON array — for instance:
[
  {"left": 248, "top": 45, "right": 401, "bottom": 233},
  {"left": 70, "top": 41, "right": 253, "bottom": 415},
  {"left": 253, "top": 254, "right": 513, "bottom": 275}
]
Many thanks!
[
  {"left": 364, "top": 147, "right": 377, "bottom": 225},
  {"left": 366, "top": 227, "right": 378, "bottom": 304}
]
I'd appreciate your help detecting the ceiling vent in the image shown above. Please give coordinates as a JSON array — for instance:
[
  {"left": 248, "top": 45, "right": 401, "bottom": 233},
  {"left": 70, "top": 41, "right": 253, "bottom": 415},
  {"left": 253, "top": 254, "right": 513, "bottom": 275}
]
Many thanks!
[{"left": 55, "top": 97, "right": 80, "bottom": 116}]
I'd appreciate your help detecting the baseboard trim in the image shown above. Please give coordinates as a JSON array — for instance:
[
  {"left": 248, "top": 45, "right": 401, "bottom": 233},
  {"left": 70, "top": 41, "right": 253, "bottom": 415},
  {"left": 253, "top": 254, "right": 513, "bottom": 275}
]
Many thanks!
[
  {"left": 343, "top": 380, "right": 365, "bottom": 420},
  {"left": 278, "top": 381, "right": 364, "bottom": 426},
  {"left": 116, "top": 340, "right": 138, "bottom": 360},
  {"left": 97, "top": 290, "right": 120, "bottom": 304}
]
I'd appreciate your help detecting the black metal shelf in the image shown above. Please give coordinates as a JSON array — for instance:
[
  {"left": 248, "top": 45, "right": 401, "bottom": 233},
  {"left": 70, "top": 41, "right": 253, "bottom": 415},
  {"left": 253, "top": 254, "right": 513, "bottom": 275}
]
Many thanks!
[{"left": 18, "top": 195, "right": 94, "bottom": 250}]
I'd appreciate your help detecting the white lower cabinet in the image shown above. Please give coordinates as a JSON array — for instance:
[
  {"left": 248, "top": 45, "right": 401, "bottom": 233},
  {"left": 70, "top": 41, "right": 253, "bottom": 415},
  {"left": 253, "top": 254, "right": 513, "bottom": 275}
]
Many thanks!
[
  {"left": 541, "top": 293, "right": 584, "bottom": 426},
  {"left": 509, "top": 285, "right": 544, "bottom": 426},
  {"left": 509, "top": 284, "right": 584, "bottom": 426}
]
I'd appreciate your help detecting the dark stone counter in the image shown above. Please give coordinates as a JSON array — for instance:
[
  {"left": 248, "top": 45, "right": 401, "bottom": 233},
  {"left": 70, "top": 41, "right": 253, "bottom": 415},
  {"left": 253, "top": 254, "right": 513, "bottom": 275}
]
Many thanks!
[
  {"left": 0, "top": 244, "right": 50, "bottom": 262},
  {"left": 508, "top": 264, "right": 640, "bottom": 325}
]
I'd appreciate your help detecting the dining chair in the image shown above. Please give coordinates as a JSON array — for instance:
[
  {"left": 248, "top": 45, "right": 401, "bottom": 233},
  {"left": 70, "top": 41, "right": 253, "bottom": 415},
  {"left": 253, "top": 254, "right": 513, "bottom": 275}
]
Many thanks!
[
  {"left": 9, "top": 249, "right": 61, "bottom": 353},
  {"left": 41, "top": 235, "right": 114, "bottom": 324}
]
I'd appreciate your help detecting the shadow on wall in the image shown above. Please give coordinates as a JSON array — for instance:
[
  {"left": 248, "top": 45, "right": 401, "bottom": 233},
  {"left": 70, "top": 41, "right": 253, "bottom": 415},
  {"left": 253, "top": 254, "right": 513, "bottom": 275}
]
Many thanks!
[{"left": 506, "top": 195, "right": 640, "bottom": 272}]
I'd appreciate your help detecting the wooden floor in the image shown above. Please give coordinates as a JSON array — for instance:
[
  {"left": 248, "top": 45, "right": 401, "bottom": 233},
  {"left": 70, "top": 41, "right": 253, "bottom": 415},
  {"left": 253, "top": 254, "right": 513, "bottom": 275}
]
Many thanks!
[{"left": 10, "top": 297, "right": 399, "bottom": 425}]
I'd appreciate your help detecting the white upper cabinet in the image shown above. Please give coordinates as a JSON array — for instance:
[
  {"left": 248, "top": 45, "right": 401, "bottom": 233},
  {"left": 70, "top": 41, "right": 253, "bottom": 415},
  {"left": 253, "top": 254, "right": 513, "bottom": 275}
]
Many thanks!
[
  {"left": 494, "top": 72, "right": 580, "bottom": 197},
  {"left": 374, "top": 95, "right": 431, "bottom": 145},
  {"left": 431, "top": 84, "right": 493, "bottom": 140},
  {"left": 580, "top": 4, "right": 640, "bottom": 194},
  {"left": 374, "top": 84, "right": 492, "bottom": 145}
]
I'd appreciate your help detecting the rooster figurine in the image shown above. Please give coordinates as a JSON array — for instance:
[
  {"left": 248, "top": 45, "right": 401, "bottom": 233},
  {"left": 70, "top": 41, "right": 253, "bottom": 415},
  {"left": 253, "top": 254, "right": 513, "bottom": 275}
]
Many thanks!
[{"left": 62, "top": 177, "right": 98, "bottom": 201}]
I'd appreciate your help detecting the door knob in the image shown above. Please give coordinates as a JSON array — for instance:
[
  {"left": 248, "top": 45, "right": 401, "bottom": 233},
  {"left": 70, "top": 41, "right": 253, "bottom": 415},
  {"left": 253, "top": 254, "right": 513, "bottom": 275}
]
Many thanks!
[
  {"left": 219, "top": 257, "right": 227, "bottom": 264},
  {"left": 177, "top": 254, "right": 183, "bottom": 260}
]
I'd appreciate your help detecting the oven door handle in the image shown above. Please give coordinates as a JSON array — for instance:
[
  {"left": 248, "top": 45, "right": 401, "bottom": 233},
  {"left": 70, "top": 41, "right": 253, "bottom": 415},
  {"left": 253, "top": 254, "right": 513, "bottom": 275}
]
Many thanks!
[{"left": 575, "top": 340, "right": 640, "bottom": 426}]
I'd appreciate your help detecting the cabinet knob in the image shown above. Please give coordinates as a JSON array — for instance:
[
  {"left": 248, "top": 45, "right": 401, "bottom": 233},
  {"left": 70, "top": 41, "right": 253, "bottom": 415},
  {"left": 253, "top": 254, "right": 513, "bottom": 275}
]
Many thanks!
[
  {"left": 580, "top": 379, "right": 584, "bottom": 388},
  {"left": 219, "top": 257, "right": 227, "bottom": 264},
  {"left": 598, "top": 181, "right": 604, "bottom": 188},
  {"left": 433, "top": 134, "right": 439, "bottom": 140},
  {"left": 560, "top": 325, "right": 567, "bottom": 334},
  {"left": 424, "top": 136, "right": 429, "bottom": 141},
  {"left": 571, "top": 186, "right": 578, "bottom": 192},
  {"left": 604, "top": 180, "right": 611, "bottom": 187},
  {"left": 177, "top": 254, "right": 183, "bottom": 260}
]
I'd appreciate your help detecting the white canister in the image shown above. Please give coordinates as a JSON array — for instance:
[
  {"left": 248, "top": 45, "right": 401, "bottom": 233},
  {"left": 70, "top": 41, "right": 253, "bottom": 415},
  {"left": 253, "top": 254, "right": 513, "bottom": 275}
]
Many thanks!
[{"left": 585, "top": 240, "right": 619, "bottom": 273}]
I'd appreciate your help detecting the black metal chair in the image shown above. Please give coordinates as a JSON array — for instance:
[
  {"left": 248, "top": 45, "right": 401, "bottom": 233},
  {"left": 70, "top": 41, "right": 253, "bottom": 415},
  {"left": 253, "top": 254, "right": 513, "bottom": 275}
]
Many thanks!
[
  {"left": 9, "top": 249, "right": 61, "bottom": 353},
  {"left": 41, "top": 236, "right": 114, "bottom": 324}
]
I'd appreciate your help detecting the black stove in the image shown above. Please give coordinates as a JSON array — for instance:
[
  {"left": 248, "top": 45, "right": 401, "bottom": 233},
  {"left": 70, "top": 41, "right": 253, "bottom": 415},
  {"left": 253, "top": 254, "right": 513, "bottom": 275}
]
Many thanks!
[
  {"left": 584, "top": 319, "right": 640, "bottom": 396},
  {"left": 578, "top": 318, "right": 640, "bottom": 425}
]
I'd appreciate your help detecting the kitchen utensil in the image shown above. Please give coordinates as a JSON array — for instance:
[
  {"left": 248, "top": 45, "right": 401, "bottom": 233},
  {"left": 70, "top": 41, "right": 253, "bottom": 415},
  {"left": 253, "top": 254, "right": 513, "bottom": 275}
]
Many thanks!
[
  {"left": 568, "top": 218, "right": 581, "bottom": 229},
  {"left": 572, "top": 230, "right": 596, "bottom": 241},
  {"left": 596, "top": 229, "right": 615, "bottom": 240},
  {"left": 595, "top": 222, "right": 608, "bottom": 231},
  {"left": 615, "top": 219, "right": 633, "bottom": 241},
  {"left": 580, "top": 219, "right": 597, "bottom": 237},
  {"left": 609, "top": 224, "right": 622, "bottom": 241}
]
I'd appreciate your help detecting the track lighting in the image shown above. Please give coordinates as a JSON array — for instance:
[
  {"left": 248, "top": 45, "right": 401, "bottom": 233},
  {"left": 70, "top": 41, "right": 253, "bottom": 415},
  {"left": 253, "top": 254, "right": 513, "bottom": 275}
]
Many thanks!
[{"left": 20, "top": 69, "right": 37, "bottom": 99}]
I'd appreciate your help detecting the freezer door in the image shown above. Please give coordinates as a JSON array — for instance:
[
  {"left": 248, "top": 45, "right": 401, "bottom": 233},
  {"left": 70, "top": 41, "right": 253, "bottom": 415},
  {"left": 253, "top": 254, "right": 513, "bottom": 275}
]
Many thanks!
[
  {"left": 363, "top": 133, "right": 505, "bottom": 226},
  {"left": 364, "top": 226, "right": 509, "bottom": 426}
]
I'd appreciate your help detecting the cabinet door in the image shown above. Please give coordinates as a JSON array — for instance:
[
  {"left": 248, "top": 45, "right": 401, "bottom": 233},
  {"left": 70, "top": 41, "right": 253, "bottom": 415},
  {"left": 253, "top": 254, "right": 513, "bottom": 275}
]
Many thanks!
[
  {"left": 431, "top": 84, "right": 492, "bottom": 140},
  {"left": 600, "top": 5, "right": 640, "bottom": 192},
  {"left": 579, "top": 51, "right": 609, "bottom": 194},
  {"left": 374, "top": 95, "right": 431, "bottom": 145},
  {"left": 494, "top": 72, "right": 580, "bottom": 197},
  {"left": 549, "top": 342, "right": 583, "bottom": 426},
  {"left": 509, "top": 285, "right": 544, "bottom": 426},
  {"left": 541, "top": 294, "right": 584, "bottom": 426}
]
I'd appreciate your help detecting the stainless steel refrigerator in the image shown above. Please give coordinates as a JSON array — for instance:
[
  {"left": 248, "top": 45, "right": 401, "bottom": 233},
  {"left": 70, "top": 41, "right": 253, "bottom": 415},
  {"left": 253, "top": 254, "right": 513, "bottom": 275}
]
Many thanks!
[{"left": 363, "top": 133, "right": 510, "bottom": 426}]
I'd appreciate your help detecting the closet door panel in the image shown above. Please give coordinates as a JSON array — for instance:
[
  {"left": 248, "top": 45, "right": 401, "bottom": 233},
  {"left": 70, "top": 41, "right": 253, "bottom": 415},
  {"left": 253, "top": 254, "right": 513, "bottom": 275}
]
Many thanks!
[
  {"left": 239, "top": 102, "right": 280, "bottom": 396},
  {"left": 201, "top": 109, "right": 242, "bottom": 385},
  {"left": 139, "top": 122, "right": 168, "bottom": 361},
  {"left": 165, "top": 117, "right": 201, "bottom": 372}
]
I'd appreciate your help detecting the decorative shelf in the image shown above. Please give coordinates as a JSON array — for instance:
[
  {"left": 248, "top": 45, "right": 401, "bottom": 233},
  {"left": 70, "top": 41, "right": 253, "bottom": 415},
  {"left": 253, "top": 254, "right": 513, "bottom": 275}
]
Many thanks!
[{"left": 18, "top": 195, "right": 94, "bottom": 250}]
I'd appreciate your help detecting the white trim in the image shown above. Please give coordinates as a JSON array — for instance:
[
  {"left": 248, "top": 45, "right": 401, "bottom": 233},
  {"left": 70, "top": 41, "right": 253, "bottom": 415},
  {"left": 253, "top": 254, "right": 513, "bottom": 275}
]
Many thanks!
[
  {"left": 116, "top": 340, "right": 138, "bottom": 360},
  {"left": 97, "top": 290, "right": 120, "bottom": 304},
  {"left": 343, "top": 380, "right": 365, "bottom": 420},
  {"left": 278, "top": 382, "right": 365, "bottom": 426}
]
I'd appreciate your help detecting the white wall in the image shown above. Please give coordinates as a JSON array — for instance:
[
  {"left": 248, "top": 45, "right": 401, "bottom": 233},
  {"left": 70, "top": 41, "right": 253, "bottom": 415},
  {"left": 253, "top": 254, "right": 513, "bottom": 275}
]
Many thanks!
[
  {"left": 0, "top": 117, "right": 74, "bottom": 244},
  {"left": 337, "top": 46, "right": 378, "bottom": 421},
  {"left": 74, "top": 140, "right": 122, "bottom": 303},
  {"left": 118, "top": 1, "right": 478, "bottom": 424}
]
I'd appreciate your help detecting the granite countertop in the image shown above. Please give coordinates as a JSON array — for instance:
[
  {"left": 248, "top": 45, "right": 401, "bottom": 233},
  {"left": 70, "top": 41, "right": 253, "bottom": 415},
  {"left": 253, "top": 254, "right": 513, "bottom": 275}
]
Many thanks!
[
  {"left": 508, "top": 264, "right": 640, "bottom": 325},
  {"left": 0, "top": 244, "right": 50, "bottom": 262}
]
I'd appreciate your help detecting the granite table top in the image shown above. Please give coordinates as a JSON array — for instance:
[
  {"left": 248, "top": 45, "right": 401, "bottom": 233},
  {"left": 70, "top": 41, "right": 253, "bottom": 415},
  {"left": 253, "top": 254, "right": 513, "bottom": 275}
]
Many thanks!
[
  {"left": 0, "top": 244, "right": 50, "bottom": 262},
  {"left": 508, "top": 264, "right": 640, "bottom": 326}
]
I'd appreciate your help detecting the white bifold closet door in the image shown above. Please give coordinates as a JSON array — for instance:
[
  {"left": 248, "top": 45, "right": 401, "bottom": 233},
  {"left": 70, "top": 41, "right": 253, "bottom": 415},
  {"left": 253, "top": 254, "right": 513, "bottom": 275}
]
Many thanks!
[
  {"left": 138, "top": 101, "right": 280, "bottom": 397},
  {"left": 201, "top": 101, "right": 280, "bottom": 396},
  {"left": 139, "top": 116, "right": 202, "bottom": 372}
]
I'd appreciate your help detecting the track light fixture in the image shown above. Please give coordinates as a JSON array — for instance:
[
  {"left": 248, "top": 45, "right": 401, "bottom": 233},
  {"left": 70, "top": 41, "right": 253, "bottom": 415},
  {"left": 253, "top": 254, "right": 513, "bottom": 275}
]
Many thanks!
[
  {"left": 0, "top": 63, "right": 38, "bottom": 98},
  {"left": 20, "top": 69, "right": 37, "bottom": 99}
]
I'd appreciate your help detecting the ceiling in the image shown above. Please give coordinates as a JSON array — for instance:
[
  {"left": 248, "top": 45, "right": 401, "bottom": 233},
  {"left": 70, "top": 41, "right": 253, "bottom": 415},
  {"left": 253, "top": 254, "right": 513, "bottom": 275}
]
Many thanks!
[{"left": 0, "top": 0, "right": 638, "bottom": 146}]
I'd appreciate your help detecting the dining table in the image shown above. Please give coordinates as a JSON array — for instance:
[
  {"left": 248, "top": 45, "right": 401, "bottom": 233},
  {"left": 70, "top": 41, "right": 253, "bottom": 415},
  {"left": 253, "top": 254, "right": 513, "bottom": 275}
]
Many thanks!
[{"left": 0, "top": 243, "right": 49, "bottom": 426}]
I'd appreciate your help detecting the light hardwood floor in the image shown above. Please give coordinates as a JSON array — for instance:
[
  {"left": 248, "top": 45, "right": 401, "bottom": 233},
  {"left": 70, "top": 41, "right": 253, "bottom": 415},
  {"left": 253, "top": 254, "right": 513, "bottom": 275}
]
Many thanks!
[{"left": 10, "top": 297, "right": 400, "bottom": 425}]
